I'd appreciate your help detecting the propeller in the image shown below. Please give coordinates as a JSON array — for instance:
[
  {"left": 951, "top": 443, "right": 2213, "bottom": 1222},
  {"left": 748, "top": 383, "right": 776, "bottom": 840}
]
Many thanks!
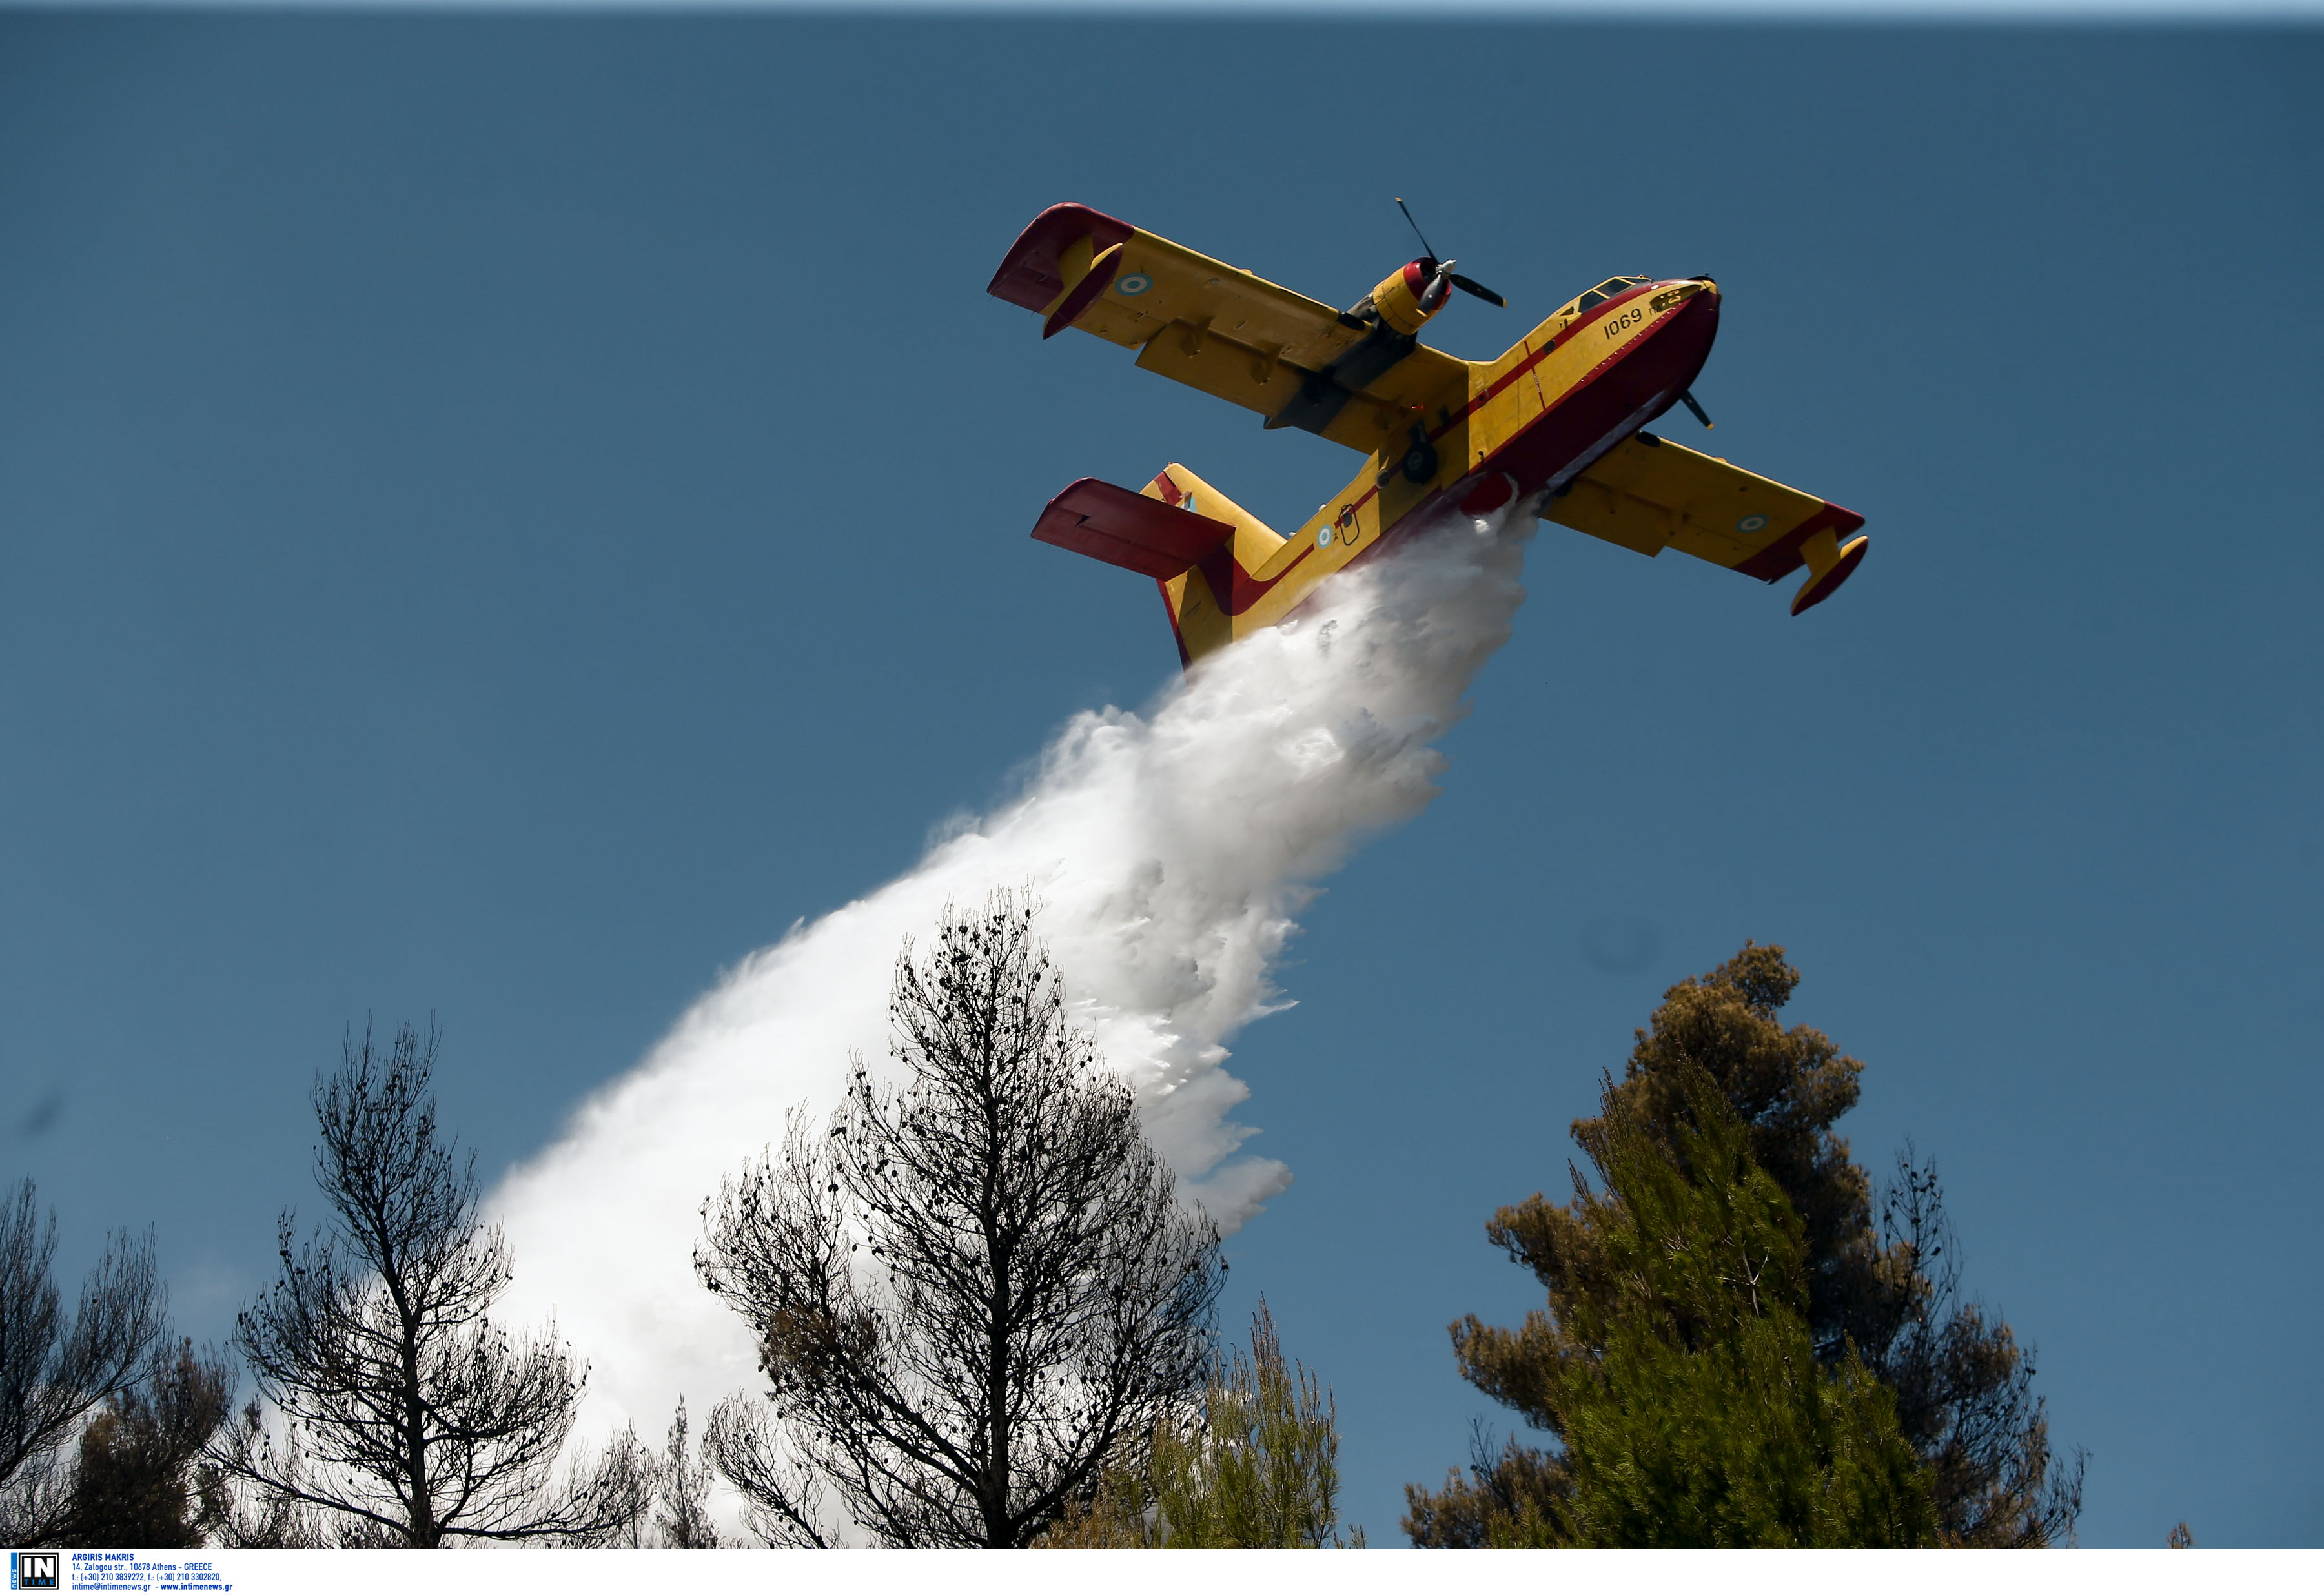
[{"left": 1396, "top": 198, "right": 1507, "bottom": 308}]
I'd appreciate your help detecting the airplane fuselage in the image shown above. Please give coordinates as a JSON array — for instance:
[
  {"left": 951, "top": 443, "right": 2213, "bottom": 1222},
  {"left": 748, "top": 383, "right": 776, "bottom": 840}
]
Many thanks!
[{"left": 1155, "top": 279, "right": 1723, "bottom": 660}]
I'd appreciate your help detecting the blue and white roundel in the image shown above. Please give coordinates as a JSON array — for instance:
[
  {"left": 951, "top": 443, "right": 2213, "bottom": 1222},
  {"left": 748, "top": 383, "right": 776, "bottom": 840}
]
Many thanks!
[
  {"left": 1317, "top": 526, "right": 1335, "bottom": 549},
  {"left": 1116, "top": 272, "right": 1153, "bottom": 297},
  {"left": 1737, "top": 513, "right": 1769, "bottom": 534}
]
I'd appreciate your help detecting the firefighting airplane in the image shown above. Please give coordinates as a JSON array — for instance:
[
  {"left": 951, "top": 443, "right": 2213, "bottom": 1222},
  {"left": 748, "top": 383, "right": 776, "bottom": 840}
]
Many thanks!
[{"left": 989, "top": 202, "right": 1868, "bottom": 667}]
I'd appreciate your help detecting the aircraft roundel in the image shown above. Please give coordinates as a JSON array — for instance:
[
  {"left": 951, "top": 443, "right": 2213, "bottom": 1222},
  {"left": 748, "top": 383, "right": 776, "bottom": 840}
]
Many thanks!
[
  {"left": 1737, "top": 513, "right": 1769, "bottom": 534},
  {"left": 1317, "top": 526, "right": 1334, "bottom": 548},
  {"left": 1116, "top": 272, "right": 1153, "bottom": 296}
]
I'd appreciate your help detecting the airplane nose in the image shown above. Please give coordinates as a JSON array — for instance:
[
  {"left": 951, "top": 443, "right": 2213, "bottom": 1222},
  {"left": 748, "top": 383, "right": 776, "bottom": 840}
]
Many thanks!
[{"left": 1650, "top": 278, "right": 1719, "bottom": 315}]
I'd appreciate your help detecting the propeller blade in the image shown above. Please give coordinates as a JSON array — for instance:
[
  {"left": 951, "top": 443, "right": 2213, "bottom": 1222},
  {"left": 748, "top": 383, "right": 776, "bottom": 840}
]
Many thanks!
[
  {"left": 1449, "top": 273, "right": 1505, "bottom": 308},
  {"left": 1397, "top": 202, "right": 1502, "bottom": 310},
  {"left": 1679, "top": 389, "right": 1715, "bottom": 429},
  {"left": 1394, "top": 197, "right": 1440, "bottom": 262}
]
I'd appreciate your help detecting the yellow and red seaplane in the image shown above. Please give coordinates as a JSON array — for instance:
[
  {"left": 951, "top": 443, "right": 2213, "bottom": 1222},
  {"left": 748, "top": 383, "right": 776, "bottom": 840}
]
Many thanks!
[{"left": 989, "top": 202, "right": 1868, "bottom": 667}]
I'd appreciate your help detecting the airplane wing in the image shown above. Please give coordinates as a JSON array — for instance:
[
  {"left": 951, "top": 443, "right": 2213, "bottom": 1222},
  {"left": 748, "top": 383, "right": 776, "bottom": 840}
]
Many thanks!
[
  {"left": 1546, "top": 431, "right": 1868, "bottom": 613},
  {"left": 988, "top": 203, "right": 1467, "bottom": 453}
]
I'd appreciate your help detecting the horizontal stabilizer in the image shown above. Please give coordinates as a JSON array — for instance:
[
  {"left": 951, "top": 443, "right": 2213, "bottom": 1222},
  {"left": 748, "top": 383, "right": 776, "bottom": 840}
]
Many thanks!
[{"left": 1030, "top": 478, "right": 1236, "bottom": 580}]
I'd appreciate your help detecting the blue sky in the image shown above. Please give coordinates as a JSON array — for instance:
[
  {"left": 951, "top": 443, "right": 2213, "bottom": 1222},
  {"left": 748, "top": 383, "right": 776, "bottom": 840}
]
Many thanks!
[{"left": 1, "top": 13, "right": 2318, "bottom": 1547}]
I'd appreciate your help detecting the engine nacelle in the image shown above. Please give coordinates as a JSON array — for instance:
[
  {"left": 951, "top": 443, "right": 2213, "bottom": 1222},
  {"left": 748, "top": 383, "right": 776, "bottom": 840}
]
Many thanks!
[{"left": 1369, "top": 258, "right": 1451, "bottom": 336}]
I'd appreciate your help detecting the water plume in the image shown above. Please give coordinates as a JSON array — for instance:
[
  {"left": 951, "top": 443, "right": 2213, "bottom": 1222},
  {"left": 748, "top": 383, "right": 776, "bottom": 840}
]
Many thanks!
[{"left": 491, "top": 500, "right": 1533, "bottom": 1456}]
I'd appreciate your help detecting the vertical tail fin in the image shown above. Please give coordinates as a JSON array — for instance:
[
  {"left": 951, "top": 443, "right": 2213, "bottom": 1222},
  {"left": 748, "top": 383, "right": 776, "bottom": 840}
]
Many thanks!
[
  {"left": 1142, "top": 467, "right": 1283, "bottom": 668},
  {"left": 1028, "top": 465, "right": 1284, "bottom": 669}
]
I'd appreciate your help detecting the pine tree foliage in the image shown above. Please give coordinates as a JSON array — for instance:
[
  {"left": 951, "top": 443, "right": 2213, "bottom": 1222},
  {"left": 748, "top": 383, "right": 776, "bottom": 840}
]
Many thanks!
[
  {"left": 215, "top": 1021, "right": 640, "bottom": 1547},
  {"left": 696, "top": 894, "right": 1223, "bottom": 1548},
  {"left": 1039, "top": 1301, "right": 1356, "bottom": 1549},
  {"left": 1148, "top": 1299, "right": 1348, "bottom": 1548},
  {"left": 61, "top": 1342, "right": 231, "bottom": 1549},
  {"left": 1032, "top": 1458, "right": 1157, "bottom": 1548},
  {"left": 1874, "top": 1148, "right": 2083, "bottom": 1545},
  {"left": 1407, "top": 944, "right": 2080, "bottom": 1547},
  {"left": 1504, "top": 943, "right": 1901, "bottom": 1364},
  {"left": 1422, "top": 1066, "right": 1933, "bottom": 1547},
  {"left": 1553, "top": 1069, "right": 1931, "bottom": 1545},
  {"left": 1399, "top": 1426, "right": 1563, "bottom": 1550}
]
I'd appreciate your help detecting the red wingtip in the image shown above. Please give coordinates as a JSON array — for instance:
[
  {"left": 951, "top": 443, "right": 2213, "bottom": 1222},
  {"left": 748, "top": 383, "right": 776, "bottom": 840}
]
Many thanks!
[{"left": 987, "top": 203, "right": 1135, "bottom": 312}]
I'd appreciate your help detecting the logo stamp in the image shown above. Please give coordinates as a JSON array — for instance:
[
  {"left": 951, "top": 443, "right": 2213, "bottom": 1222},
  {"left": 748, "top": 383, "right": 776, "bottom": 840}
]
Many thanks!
[{"left": 10, "top": 1552, "right": 60, "bottom": 1591}]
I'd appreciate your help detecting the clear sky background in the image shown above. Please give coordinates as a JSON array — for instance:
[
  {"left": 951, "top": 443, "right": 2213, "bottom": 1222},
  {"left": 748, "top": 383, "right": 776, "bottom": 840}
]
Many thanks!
[{"left": 1, "top": 12, "right": 2318, "bottom": 1548}]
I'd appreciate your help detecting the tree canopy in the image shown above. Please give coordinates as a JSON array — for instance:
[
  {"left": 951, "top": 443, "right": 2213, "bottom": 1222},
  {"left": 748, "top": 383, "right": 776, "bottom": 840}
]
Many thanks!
[
  {"left": 216, "top": 1022, "right": 635, "bottom": 1547},
  {"left": 1408, "top": 943, "right": 2079, "bottom": 1547},
  {"left": 1043, "top": 1301, "right": 1355, "bottom": 1549},
  {"left": 697, "top": 893, "right": 1223, "bottom": 1547},
  {"left": 0, "top": 1178, "right": 221, "bottom": 1547}
]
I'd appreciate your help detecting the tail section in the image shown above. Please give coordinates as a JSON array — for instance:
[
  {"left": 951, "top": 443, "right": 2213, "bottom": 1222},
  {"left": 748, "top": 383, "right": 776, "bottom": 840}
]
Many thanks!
[
  {"left": 1030, "top": 477, "right": 1234, "bottom": 578},
  {"left": 1029, "top": 465, "right": 1283, "bottom": 668},
  {"left": 1145, "top": 466, "right": 1285, "bottom": 667}
]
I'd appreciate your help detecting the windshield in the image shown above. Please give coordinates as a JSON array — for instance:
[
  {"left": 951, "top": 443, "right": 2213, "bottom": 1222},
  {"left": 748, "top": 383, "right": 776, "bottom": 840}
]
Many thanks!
[{"left": 1560, "top": 276, "right": 1650, "bottom": 318}]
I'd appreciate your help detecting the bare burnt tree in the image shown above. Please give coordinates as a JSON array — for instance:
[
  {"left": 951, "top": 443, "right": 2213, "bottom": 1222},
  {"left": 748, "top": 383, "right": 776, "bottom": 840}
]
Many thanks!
[
  {"left": 1873, "top": 1148, "right": 2084, "bottom": 1547},
  {"left": 696, "top": 893, "right": 1223, "bottom": 1548},
  {"left": 199, "top": 1407, "right": 325, "bottom": 1549},
  {"left": 0, "top": 1178, "right": 172, "bottom": 1540},
  {"left": 651, "top": 1398, "right": 720, "bottom": 1549},
  {"left": 588, "top": 1423, "right": 658, "bottom": 1549},
  {"left": 216, "top": 1021, "right": 634, "bottom": 1546},
  {"left": 699, "top": 1396, "right": 826, "bottom": 1548}
]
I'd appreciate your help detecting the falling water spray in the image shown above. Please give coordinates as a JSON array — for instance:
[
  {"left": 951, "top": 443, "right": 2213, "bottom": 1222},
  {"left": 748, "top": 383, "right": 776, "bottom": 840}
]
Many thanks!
[{"left": 490, "top": 499, "right": 1535, "bottom": 1467}]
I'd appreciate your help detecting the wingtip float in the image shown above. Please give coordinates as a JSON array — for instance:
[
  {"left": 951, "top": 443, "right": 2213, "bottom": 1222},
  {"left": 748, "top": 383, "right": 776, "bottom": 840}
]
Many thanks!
[{"left": 990, "top": 201, "right": 1868, "bottom": 668}]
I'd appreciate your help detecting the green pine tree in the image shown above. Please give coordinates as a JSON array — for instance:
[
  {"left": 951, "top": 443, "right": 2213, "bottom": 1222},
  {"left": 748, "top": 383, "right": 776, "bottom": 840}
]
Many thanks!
[
  {"left": 1409, "top": 944, "right": 2079, "bottom": 1548},
  {"left": 1041, "top": 1301, "right": 1356, "bottom": 1549},
  {"left": 1536, "top": 1068, "right": 1933, "bottom": 1547},
  {"left": 1149, "top": 1299, "right": 1351, "bottom": 1548}
]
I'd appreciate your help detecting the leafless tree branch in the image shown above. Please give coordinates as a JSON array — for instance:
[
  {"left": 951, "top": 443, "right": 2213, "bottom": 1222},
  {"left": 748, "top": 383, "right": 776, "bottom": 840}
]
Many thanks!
[
  {"left": 697, "top": 892, "right": 1223, "bottom": 1547},
  {"left": 0, "top": 1179, "right": 173, "bottom": 1541},
  {"left": 214, "top": 1020, "right": 629, "bottom": 1546}
]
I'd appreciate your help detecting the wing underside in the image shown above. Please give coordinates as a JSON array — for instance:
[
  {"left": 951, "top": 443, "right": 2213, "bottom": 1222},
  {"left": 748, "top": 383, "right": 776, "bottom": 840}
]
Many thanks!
[
  {"left": 1547, "top": 432, "right": 1866, "bottom": 607},
  {"left": 989, "top": 203, "right": 1467, "bottom": 453}
]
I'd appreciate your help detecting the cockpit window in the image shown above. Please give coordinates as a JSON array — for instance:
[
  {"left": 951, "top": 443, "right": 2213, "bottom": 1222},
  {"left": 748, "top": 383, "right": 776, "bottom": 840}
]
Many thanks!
[{"left": 1558, "top": 276, "right": 1650, "bottom": 320}]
